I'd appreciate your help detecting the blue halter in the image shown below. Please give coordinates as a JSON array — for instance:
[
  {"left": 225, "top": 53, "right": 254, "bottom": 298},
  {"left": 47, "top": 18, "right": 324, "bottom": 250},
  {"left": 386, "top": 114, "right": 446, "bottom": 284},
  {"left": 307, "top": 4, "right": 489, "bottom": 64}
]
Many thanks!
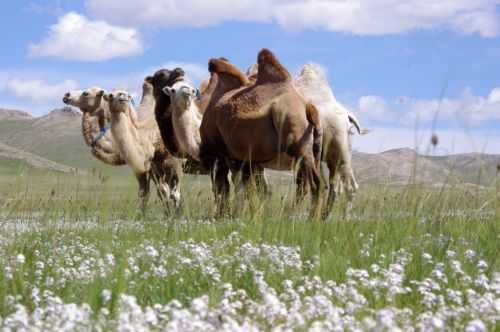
[{"left": 91, "top": 125, "right": 111, "bottom": 148}]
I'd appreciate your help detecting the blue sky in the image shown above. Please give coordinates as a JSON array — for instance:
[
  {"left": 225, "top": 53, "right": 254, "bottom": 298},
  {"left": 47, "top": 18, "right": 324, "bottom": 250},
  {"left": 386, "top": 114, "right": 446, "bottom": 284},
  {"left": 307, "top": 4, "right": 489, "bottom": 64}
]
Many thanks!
[{"left": 1, "top": 0, "right": 499, "bottom": 154}]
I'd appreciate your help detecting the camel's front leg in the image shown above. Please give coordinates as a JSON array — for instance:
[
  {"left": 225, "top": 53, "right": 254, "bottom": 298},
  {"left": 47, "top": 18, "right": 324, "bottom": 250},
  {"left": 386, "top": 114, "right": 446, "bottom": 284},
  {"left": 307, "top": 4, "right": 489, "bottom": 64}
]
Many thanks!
[
  {"left": 137, "top": 173, "right": 151, "bottom": 214},
  {"left": 213, "top": 159, "right": 230, "bottom": 216}
]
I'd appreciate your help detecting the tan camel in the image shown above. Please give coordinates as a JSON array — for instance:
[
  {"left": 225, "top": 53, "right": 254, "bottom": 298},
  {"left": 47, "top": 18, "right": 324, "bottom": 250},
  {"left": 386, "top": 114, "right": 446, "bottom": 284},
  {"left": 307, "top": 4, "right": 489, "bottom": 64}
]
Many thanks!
[
  {"left": 63, "top": 87, "right": 125, "bottom": 165},
  {"left": 199, "top": 49, "right": 323, "bottom": 215},
  {"left": 103, "top": 88, "right": 181, "bottom": 211}
]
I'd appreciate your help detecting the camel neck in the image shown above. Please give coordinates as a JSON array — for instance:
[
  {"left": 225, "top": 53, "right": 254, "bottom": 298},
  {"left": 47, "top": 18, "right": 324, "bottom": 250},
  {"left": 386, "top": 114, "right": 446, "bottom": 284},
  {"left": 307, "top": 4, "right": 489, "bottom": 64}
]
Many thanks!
[{"left": 110, "top": 110, "right": 146, "bottom": 173}]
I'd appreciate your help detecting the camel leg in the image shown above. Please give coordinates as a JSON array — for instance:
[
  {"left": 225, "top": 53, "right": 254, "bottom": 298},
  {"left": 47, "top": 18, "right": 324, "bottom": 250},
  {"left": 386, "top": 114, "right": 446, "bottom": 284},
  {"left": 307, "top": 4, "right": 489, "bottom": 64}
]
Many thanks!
[
  {"left": 240, "top": 163, "right": 269, "bottom": 198},
  {"left": 337, "top": 140, "right": 357, "bottom": 218},
  {"left": 213, "top": 159, "right": 230, "bottom": 216},
  {"left": 161, "top": 155, "right": 182, "bottom": 212},
  {"left": 295, "top": 154, "right": 322, "bottom": 218},
  {"left": 136, "top": 173, "right": 150, "bottom": 214},
  {"left": 341, "top": 167, "right": 358, "bottom": 218},
  {"left": 322, "top": 153, "right": 340, "bottom": 219}
]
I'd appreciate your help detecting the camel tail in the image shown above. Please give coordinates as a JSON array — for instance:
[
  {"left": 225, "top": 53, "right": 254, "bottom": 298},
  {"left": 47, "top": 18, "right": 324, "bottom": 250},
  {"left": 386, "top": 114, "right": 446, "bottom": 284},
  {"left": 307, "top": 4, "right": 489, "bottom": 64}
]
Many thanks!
[
  {"left": 306, "top": 103, "right": 322, "bottom": 167},
  {"left": 348, "top": 112, "right": 370, "bottom": 135}
]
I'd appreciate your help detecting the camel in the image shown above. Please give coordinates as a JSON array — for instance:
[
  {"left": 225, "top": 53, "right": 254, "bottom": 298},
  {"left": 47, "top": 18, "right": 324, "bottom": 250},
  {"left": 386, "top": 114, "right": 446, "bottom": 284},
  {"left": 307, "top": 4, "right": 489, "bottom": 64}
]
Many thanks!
[
  {"left": 294, "top": 63, "right": 370, "bottom": 216},
  {"left": 162, "top": 81, "right": 203, "bottom": 161},
  {"left": 243, "top": 63, "right": 369, "bottom": 216},
  {"left": 199, "top": 49, "right": 323, "bottom": 215},
  {"left": 63, "top": 87, "right": 125, "bottom": 165},
  {"left": 102, "top": 88, "right": 181, "bottom": 212},
  {"left": 148, "top": 68, "right": 208, "bottom": 175}
]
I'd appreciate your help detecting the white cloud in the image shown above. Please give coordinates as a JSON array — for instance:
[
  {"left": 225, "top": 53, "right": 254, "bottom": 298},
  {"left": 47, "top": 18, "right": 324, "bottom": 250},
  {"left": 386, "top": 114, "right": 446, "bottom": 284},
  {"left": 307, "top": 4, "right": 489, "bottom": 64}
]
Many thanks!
[
  {"left": 29, "top": 12, "right": 143, "bottom": 61},
  {"left": 86, "top": 0, "right": 500, "bottom": 37},
  {"left": 4, "top": 78, "right": 78, "bottom": 103},
  {"left": 160, "top": 62, "right": 208, "bottom": 83},
  {"left": 351, "top": 87, "right": 500, "bottom": 128}
]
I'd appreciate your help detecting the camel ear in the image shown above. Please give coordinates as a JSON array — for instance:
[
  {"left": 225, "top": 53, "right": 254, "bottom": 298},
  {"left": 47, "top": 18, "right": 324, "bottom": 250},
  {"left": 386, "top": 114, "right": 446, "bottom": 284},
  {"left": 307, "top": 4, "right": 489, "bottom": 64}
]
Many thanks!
[
  {"left": 97, "top": 89, "right": 105, "bottom": 97},
  {"left": 145, "top": 76, "right": 154, "bottom": 84},
  {"left": 103, "top": 93, "right": 113, "bottom": 102}
]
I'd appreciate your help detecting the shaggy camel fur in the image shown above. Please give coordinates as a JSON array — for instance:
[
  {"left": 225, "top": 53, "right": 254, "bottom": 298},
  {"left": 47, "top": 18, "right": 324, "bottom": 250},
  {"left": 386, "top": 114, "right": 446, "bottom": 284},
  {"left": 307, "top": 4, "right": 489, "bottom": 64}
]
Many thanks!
[
  {"left": 102, "top": 87, "right": 181, "bottom": 211},
  {"left": 199, "top": 49, "right": 323, "bottom": 215},
  {"left": 63, "top": 87, "right": 125, "bottom": 165},
  {"left": 162, "top": 81, "right": 203, "bottom": 161},
  {"left": 294, "top": 63, "right": 369, "bottom": 216}
]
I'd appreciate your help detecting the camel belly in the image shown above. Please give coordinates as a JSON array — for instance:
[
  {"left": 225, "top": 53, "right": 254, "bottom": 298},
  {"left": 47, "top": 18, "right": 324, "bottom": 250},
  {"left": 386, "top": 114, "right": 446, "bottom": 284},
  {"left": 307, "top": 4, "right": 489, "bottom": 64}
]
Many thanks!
[
  {"left": 220, "top": 118, "right": 280, "bottom": 162},
  {"left": 262, "top": 153, "right": 294, "bottom": 170}
]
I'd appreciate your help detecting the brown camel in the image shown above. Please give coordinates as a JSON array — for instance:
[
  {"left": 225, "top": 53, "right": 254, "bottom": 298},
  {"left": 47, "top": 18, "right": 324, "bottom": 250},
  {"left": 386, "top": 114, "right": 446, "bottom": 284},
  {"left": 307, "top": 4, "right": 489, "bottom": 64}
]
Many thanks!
[{"left": 199, "top": 49, "right": 323, "bottom": 215}]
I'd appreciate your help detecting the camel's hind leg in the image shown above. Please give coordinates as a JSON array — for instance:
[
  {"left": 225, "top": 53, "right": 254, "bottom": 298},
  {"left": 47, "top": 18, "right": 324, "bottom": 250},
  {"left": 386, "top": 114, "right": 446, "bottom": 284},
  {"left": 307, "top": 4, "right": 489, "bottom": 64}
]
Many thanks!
[
  {"left": 240, "top": 163, "right": 270, "bottom": 198},
  {"left": 336, "top": 142, "right": 357, "bottom": 218},
  {"left": 296, "top": 154, "right": 323, "bottom": 218},
  {"left": 323, "top": 157, "right": 340, "bottom": 219}
]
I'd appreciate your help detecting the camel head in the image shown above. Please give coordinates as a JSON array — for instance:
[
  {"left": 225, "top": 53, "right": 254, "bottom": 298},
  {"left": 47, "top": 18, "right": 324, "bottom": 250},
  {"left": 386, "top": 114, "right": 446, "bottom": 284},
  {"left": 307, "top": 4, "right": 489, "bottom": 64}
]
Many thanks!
[
  {"left": 162, "top": 81, "right": 199, "bottom": 110},
  {"left": 104, "top": 90, "right": 133, "bottom": 114},
  {"left": 62, "top": 87, "right": 106, "bottom": 113},
  {"left": 148, "top": 68, "right": 186, "bottom": 98},
  {"left": 143, "top": 77, "right": 154, "bottom": 95}
]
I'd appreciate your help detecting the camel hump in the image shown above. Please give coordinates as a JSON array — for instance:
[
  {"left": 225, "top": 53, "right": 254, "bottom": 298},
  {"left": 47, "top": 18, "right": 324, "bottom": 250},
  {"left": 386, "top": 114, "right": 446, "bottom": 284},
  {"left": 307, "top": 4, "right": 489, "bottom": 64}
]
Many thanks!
[
  {"left": 256, "top": 48, "right": 291, "bottom": 85},
  {"left": 208, "top": 58, "right": 249, "bottom": 86}
]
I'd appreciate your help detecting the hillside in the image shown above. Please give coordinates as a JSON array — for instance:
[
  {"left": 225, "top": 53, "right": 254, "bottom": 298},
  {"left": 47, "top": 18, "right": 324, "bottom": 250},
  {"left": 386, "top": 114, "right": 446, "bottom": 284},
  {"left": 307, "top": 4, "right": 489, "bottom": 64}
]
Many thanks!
[
  {"left": 0, "top": 141, "right": 77, "bottom": 174},
  {"left": 0, "top": 107, "right": 104, "bottom": 170},
  {"left": 352, "top": 148, "right": 500, "bottom": 186}
]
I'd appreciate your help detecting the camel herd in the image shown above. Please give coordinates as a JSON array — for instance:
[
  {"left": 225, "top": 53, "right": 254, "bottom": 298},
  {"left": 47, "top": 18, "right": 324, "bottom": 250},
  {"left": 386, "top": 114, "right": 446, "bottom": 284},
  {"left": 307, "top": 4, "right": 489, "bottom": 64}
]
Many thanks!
[{"left": 62, "top": 49, "right": 368, "bottom": 218}]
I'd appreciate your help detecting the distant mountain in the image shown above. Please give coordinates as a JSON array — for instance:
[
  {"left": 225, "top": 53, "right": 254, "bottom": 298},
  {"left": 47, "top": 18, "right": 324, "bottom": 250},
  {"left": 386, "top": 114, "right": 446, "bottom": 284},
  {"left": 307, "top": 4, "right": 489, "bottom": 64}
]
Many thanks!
[
  {"left": 0, "top": 107, "right": 101, "bottom": 170},
  {"left": 0, "top": 108, "right": 33, "bottom": 121},
  {"left": 1, "top": 108, "right": 499, "bottom": 186},
  {"left": 352, "top": 148, "right": 500, "bottom": 186}
]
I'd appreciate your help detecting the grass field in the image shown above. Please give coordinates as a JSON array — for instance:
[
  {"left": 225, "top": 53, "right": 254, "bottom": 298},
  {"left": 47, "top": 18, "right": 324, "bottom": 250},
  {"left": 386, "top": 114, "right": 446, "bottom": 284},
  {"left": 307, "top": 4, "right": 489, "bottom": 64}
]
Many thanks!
[{"left": 0, "top": 165, "right": 499, "bottom": 330}]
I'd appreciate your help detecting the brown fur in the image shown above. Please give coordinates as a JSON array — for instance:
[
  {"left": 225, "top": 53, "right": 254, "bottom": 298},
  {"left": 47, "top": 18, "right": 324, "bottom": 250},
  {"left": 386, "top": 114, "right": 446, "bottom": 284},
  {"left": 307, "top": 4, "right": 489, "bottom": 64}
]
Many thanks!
[
  {"left": 200, "top": 50, "right": 323, "bottom": 216},
  {"left": 256, "top": 48, "right": 292, "bottom": 84}
]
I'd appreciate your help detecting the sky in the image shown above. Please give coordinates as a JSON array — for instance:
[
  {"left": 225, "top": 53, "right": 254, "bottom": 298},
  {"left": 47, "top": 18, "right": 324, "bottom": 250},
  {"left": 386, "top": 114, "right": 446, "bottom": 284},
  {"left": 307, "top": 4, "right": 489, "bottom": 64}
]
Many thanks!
[{"left": 0, "top": 0, "right": 499, "bottom": 154}]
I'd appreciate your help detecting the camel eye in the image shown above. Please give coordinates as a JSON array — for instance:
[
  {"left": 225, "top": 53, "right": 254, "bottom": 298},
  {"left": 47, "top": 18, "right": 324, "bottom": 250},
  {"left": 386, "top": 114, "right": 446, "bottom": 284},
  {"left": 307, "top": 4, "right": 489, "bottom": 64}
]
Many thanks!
[{"left": 82, "top": 91, "right": 89, "bottom": 97}]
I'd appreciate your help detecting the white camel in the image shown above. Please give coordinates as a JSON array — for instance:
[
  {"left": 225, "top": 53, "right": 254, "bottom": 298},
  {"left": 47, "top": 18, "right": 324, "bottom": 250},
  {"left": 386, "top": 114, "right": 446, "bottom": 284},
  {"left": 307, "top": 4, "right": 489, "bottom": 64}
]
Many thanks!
[
  {"left": 162, "top": 81, "right": 203, "bottom": 161},
  {"left": 294, "top": 63, "right": 369, "bottom": 215}
]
